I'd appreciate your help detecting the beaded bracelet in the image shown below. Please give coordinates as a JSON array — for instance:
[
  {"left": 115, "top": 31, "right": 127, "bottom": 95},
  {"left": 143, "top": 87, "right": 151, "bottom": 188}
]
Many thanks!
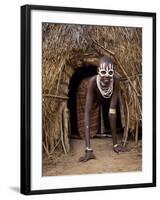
[
  {"left": 85, "top": 147, "right": 93, "bottom": 152},
  {"left": 113, "top": 144, "right": 119, "bottom": 148}
]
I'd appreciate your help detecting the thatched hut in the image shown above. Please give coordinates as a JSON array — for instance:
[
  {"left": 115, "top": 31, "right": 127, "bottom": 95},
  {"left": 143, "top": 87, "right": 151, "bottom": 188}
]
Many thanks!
[{"left": 42, "top": 23, "right": 142, "bottom": 158}]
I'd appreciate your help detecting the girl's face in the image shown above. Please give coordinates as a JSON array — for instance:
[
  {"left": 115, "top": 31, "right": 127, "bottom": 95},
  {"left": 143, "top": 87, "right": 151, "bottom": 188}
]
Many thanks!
[{"left": 98, "top": 62, "right": 114, "bottom": 86}]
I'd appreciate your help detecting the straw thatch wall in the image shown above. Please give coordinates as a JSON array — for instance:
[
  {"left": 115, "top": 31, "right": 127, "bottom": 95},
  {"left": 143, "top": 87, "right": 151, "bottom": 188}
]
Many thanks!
[{"left": 42, "top": 23, "right": 142, "bottom": 157}]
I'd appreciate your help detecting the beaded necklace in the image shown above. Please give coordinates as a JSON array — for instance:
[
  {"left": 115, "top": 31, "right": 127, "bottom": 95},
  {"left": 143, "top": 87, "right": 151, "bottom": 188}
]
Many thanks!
[{"left": 96, "top": 75, "right": 113, "bottom": 98}]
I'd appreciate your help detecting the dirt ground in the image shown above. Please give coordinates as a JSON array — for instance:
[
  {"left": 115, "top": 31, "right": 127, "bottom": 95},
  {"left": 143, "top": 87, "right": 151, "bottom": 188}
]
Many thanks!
[{"left": 43, "top": 136, "right": 142, "bottom": 176}]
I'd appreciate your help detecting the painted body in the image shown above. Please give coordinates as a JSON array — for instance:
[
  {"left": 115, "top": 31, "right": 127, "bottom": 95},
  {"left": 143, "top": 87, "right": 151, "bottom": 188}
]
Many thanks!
[{"left": 79, "top": 57, "right": 128, "bottom": 162}]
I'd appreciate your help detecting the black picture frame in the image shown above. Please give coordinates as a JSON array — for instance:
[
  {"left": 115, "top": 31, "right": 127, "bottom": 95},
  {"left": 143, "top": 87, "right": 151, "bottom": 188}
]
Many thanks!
[{"left": 21, "top": 4, "right": 156, "bottom": 195}]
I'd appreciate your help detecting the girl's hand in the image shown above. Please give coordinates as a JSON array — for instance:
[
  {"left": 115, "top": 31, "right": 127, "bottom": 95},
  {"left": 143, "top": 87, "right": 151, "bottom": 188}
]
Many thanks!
[
  {"left": 79, "top": 150, "right": 96, "bottom": 162},
  {"left": 113, "top": 144, "right": 128, "bottom": 154}
]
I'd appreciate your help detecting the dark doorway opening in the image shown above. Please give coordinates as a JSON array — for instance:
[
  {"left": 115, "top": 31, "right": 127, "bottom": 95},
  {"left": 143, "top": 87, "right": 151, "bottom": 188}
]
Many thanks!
[{"left": 68, "top": 65, "right": 122, "bottom": 138}]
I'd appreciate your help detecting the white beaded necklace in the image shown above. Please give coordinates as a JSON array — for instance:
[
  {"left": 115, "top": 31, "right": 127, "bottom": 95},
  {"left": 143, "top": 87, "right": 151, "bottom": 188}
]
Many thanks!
[{"left": 96, "top": 75, "right": 113, "bottom": 98}]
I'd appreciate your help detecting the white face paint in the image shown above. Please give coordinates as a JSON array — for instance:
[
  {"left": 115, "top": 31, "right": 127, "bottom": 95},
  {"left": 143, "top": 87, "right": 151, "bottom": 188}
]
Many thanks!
[{"left": 98, "top": 63, "right": 114, "bottom": 78}]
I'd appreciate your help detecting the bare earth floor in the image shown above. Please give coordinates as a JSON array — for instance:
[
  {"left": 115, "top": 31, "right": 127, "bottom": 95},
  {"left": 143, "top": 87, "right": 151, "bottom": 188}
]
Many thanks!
[{"left": 43, "top": 137, "right": 142, "bottom": 176}]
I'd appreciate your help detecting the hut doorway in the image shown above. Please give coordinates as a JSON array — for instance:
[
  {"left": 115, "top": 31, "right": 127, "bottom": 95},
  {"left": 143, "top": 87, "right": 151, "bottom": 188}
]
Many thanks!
[{"left": 68, "top": 65, "right": 122, "bottom": 139}]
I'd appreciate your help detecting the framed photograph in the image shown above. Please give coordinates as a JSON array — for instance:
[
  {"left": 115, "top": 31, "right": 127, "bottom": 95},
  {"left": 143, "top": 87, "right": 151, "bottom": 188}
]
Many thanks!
[{"left": 21, "top": 4, "right": 156, "bottom": 195}]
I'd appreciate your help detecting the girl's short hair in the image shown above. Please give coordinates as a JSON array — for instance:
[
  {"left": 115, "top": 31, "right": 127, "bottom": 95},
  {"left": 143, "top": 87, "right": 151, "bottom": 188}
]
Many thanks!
[{"left": 99, "top": 56, "right": 113, "bottom": 66}]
